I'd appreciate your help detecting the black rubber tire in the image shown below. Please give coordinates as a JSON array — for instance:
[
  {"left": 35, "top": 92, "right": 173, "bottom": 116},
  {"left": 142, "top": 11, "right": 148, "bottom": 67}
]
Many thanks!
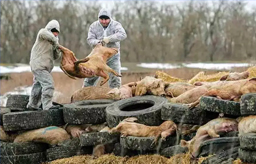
[
  {"left": 112, "top": 142, "right": 139, "bottom": 157},
  {"left": 199, "top": 96, "right": 241, "bottom": 116},
  {"left": 3, "top": 108, "right": 64, "bottom": 131},
  {"left": 79, "top": 132, "right": 119, "bottom": 146},
  {"left": 0, "top": 152, "right": 46, "bottom": 164},
  {"left": 239, "top": 133, "right": 256, "bottom": 150},
  {"left": 0, "top": 141, "right": 48, "bottom": 156},
  {"left": 198, "top": 137, "right": 239, "bottom": 157},
  {"left": 201, "top": 147, "right": 238, "bottom": 164},
  {"left": 240, "top": 93, "right": 256, "bottom": 115},
  {"left": 63, "top": 99, "right": 115, "bottom": 124},
  {"left": 161, "top": 103, "right": 207, "bottom": 125},
  {"left": 0, "top": 108, "right": 11, "bottom": 125},
  {"left": 238, "top": 148, "right": 256, "bottom": 163},
  {"left": 160, "top": 145, "right": 188, "bottom": 158},
  {"left": 106, "top": 96, "right": 167, "bottom": 128},
  {"left": 6, "top": 95, "right": 29, "bottom": 111},
  {"left": 120, "top": 135, "right": 177, "bottom": 152},
  {"left": 46, "top": 138, "right": 92, "bottom": 161}
]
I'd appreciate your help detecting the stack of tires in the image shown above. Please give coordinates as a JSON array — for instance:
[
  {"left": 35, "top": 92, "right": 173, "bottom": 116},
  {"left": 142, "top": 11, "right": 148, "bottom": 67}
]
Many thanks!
[
  {"left": 1, "top": 95, "right": 64, "bottom": 164},
  {"left": 47, "top": 99, "right": 116, "bottom": 161},
  {"left": 238, "top": 93, "right": 256, "bottom": 164},
  {"left": 239, "top": 133, "right": 256, "bottom": 163}
]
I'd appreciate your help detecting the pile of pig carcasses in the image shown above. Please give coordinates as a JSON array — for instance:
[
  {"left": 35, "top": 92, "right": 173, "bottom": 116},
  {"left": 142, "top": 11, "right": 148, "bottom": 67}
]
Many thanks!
[{"left": 0, "top": 93, "right": 255, "bottom": 164}]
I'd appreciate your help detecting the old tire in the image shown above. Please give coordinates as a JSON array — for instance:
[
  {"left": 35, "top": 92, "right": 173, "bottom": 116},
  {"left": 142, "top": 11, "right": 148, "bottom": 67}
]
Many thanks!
[
  {"left": 239, "top": 133, "right": 256, "bottom": 150},
  {"left": 161, "top": 103, "right": 207, "bottom": 125},
  {"left": 240, "top": 93, "right": 256, "bottom": 115},
  {"left": 238, "top": 148, "right": 256, "bottom": 163},
  {"left": 198, "top": 137, "right": 239, "bottom": 157},
  {"left": 106, "top": 96, "right": 167, "bottom": 128},
  {"left": 3, "top": 108, "right": 64, "bottom": 131},
  {"left": 63, "top": 99, "right": 115, "bottom": 124},
  {"left": 120, "top": 135, "right": 177, "bottom": 152},
  {"left": 160, "top": 145, "right": 188, "bottom": 158},
  {"left": 0, "top": 108, "right": 11, "bottom": 125},
  {"left": 46, "top": 138, "right": 92, "bottom": 161},
  {"left": 0, "top": 152, "right": 46, "bottom": 164},
  {"left": 6, "top": 95, "right": 29, "bottom": 111},
  {"left": 0, "top": 141, "right": 48, "bottom": 156},
  {"left": 201, "top": 147, "right": 238, "bottom": 164},
  {"left": 79, "top": 132, "right": 119, "bottom": 146},
  {"left": 199, "top": 96, "right": 241, "bottom": 116}
]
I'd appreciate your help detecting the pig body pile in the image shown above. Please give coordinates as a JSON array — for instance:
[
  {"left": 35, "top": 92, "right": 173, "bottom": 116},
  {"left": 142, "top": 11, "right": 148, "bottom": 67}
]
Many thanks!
[
  {"left": 206, "top": 78, "right": 256, "bottom": 101},
  {"left": 180, "top": 118, "right": 238, "bottom": 157}
]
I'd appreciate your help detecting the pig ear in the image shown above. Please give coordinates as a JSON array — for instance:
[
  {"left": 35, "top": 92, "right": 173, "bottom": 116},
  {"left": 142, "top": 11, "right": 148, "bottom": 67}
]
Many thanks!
[
  {"left": 164, "top": 82, "right": 170, "bottom": 87},
  {"left": 220, "top": 75, "right": 228, "bottom": 81},
  {"left": 180, "top": 139, "right": 188, "bottom": 147},
  {"left": 127, "top": 82, "right": 137, "bottom": 87},
  {"left": 107, "top": 90, "right": 114, "bottom": 95},
  {"left": 249, "top": 77, "right": 256, "bottom": 81},
  {"left": 194, "top": 82, "right": 203, "bottom": 86},
  {"left": 244, "top": 71, "right": 249, "bottom": 77}
]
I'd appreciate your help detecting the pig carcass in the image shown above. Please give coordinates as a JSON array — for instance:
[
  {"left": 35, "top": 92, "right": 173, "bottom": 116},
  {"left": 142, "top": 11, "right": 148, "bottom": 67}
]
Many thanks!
[
  {"left": 169, "top": 86, "right": 209, "bottom": 104},
  {"left": 135, "top": 76, "right": 167, "bottom": 96},
  {"left": 179, "top": 78, "right": 256, "bottom": 109},
  {"left": 180, "top": 118, "right": 238, "bottom": 157},
  {"left": 59, "top": 44, "right": 121, "bottom": 86},
  {"left": 107, "top": 82, "right": 137, "bottom": 100},
  {"left": 205, "top": 78, "right": 256, "bottom": 101},
  {"left": 109, "top": 117, "right": 177, "bottom": 141},
  {"left": 238, "top": 115, "right": 256, "bottom": 135},
  {"left": 220, "top": 71, "right": 249, "bottom": 81},
  {"left": 14, "top": 126, "right": 70, "bottom": 145},
  {"left": 71, "top": 86, "right": 112, "bottom": 102},
  {"left": 58, "top": 45, "right": 95, "bottom": 79},
  {"left": 165, "top": 82, "right": 195, "bottom": 98}
]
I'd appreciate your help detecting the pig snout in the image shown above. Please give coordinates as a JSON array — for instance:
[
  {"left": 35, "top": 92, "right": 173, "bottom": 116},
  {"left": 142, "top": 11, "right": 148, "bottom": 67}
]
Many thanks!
[{"left": 220, "top": 122, "right": 238, "bottom": 132}]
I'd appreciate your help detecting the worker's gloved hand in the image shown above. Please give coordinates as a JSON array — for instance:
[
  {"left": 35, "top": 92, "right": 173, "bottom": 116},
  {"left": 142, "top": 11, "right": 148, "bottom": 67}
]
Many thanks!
[
  {"left": 103, "top": 37, "right": 110, "bottom": 44},
  {"left": 53, "top": 43, "right": 60, "bottom": 50}
]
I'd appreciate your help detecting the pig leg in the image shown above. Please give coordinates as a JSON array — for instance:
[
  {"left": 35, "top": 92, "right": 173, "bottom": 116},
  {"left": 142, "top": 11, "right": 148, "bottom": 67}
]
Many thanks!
[
  {"left": 207, "top": 129, "right": 220, "bottom": 138},
  {"left": 74, "top": 58, "right": 90, "bottom": 72},
  {"left": 188, "top": 99, "right": 200, "bottom": 109},
  {"left": 98, "top": 70, "right": 109, "bottom": 86},
  {"left": 100, "top": 64, "right": 122, "bottom": 77},
  {"left": 109, "top": 125, "right": 121, "bottom": 134}
]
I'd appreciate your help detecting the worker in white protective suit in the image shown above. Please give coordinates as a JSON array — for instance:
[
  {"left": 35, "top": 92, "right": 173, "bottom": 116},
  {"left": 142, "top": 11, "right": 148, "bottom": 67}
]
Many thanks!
[
  {"left": 27, "top": 20, "right": 62, "bottom": 110},
  {"left": 84, "top": 8, "right": 127, "bottom": 88}
]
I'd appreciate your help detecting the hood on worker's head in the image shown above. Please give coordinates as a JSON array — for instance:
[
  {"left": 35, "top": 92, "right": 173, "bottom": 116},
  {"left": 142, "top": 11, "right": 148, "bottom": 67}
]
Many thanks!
[
  {"left": 45, "top": 20, "right": 60, "bottom": 33},
  {"left": 98, "top": 8, "right": 112, "bottom": 19}
]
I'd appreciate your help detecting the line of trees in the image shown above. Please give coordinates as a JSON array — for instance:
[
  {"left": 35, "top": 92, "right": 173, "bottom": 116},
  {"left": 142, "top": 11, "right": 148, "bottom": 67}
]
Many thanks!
[{"left": 1, "top": 0, "right": 256, "bottom": 63}]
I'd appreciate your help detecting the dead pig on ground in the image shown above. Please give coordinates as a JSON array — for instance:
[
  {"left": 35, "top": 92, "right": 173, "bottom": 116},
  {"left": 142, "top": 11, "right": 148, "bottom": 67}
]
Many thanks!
[{"left": 180, "top": 117, "right": 238, "bottom": 158}]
